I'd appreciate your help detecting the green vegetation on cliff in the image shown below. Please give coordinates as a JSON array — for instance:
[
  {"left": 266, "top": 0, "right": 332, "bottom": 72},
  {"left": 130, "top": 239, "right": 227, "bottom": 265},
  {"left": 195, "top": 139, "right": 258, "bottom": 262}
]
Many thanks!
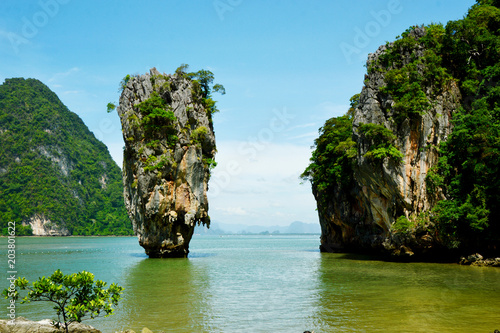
[
  {"left": 115, "top": 66, "right": 221, "bottom": 257},
  {"left": 357, "top": 123, "right": 404, "bottom": 163},
  {"left": 431, "top": 0, "right": 500, "bottom": 249},
  {"left": 117, "top": 65, "right": 224, "bottom": 174},
  {"left": 135, "top": 91, "right": 178, "bottom": 145},
  {"left": 0, "top": 78, "right": 133, "bottom": 235},
  {"left": 177, "top": 64, "right": 226, "bottom": 116},
  {"left": 301, "top": 94, "right": 358, "bottom": 195},
  {"left": 304, "top": 0, "right": 500, "bottom": 252}
]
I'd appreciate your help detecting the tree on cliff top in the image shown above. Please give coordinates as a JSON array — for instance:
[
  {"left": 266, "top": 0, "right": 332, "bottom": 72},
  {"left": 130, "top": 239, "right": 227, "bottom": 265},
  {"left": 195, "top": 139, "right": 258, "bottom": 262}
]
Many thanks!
[{"left": 176, "top": 64, "right": 226, "bottom": 115}]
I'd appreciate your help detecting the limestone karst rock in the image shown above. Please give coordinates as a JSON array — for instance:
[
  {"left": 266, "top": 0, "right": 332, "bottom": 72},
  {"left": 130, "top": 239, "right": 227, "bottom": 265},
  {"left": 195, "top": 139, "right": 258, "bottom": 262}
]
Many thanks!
[
  {"left": 117, "top": 67, "right": 217, "bottom": 258},
  {"left": 309, "top": 27, "right": 462, "bottom": 257}
]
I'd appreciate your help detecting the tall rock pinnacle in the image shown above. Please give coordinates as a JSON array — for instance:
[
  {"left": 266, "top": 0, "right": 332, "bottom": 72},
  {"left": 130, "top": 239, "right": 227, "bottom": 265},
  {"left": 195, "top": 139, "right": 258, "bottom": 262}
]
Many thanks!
[{"left": 117, "top": 67, "right": 219, "bottom": 257}]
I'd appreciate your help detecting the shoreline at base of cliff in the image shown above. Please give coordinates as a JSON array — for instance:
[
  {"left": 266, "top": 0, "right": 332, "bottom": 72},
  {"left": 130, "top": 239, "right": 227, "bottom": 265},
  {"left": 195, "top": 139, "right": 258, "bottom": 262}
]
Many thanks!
[{"left": 322, "top": 248, "right": 500, "bottom": 267}]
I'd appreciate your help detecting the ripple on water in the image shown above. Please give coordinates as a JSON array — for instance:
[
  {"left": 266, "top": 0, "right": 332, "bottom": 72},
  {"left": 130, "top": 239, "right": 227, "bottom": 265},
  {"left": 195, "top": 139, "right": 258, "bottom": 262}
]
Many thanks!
[{"left": 2, "top": 235, "right": 499, "bottom": 333}]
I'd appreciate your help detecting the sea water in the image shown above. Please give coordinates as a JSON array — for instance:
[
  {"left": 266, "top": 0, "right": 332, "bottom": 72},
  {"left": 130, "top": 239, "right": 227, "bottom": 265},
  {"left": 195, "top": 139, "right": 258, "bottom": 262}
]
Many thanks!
[{"left": 1, "top": 235, "right": 499, "bottom": 332}]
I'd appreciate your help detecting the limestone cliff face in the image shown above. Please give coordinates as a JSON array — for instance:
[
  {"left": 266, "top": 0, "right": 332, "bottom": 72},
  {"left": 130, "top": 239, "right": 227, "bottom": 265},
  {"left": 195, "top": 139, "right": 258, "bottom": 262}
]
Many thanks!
[
  {"left": 23, "top": 214, "right": 70, "bottom": 236},
  {"left": 316, "top": 28, "right": 461, "bottom": 256},
  {"left": 117, "top": 68, "right": 216, "bottom": 258}
]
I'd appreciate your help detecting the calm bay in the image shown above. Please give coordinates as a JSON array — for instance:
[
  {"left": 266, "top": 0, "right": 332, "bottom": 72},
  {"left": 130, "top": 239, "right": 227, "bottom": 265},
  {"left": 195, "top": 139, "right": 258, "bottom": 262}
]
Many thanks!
[{"left": 1, "top": 235, "right": 499, "bottom": 332}]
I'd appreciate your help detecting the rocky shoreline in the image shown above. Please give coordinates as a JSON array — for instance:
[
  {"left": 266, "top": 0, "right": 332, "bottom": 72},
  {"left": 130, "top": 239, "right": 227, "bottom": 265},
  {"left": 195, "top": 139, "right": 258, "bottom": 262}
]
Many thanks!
[
  {"left": 0, "top": 317, "right": 156, "bottom": 333},
  {"left": 2, "top": 317, "right": 498, "bottom": 332},
  {"left": 0, "top": 317, "right": 100, "bottom": 333},
  {"left": 459, "top": 253, "right": 500, "bottom": 267}
]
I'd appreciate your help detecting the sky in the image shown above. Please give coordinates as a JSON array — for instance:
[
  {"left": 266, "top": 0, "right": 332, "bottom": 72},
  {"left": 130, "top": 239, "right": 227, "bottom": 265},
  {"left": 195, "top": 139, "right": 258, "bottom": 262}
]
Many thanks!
[{"left": 0, "top": 0, "right": 476, "bottom": 227}]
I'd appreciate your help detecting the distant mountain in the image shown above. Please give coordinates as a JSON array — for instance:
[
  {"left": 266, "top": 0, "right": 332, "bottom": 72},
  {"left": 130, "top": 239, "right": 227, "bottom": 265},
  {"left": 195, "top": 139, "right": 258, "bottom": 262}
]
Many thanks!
[
  {"left": 0, "top": 78, "right": 133, "bottom": 236},
  {"left": 286, "top": 221, "right": 321, "bottom": 234},
  {"left": 196, "top": 221, "right": 320, "bottom": 235}
]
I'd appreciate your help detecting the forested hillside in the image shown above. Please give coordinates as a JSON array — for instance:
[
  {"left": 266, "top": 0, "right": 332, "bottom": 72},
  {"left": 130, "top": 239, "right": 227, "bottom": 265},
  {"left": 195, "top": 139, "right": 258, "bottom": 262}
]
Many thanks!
[{"left": 0, "top": 78, "right": 132, "bottom": 235}]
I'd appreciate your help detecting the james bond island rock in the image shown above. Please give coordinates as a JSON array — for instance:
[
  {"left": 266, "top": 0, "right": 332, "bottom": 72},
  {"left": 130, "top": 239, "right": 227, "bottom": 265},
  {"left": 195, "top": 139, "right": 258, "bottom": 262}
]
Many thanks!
[
  {"left": 304, "top": 2, "right": 500, "bottom": 260},
  {"left": 116, "top": 66, "right": 223, "bottom": 258}
]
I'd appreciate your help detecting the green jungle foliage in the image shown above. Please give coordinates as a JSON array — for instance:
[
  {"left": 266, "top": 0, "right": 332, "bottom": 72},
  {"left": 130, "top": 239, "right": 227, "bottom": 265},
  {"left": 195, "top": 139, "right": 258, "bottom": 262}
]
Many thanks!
[
  {"left": 305, "top": 1, "right": 500, "bottom": 251},
  {"left": 392, "top": 216, "right": 412, "bottom": 233},
  {"left": 135, "top": 91, "right": 178, "bottom": 145},
  {"left": 190, "top": 126, "right": 208, "bottom": 145},
  {"left": 301, "top": 94, "right": 358, "bottom": 195},
  {"left": 4, "top": 269, "right": 123, "bottom": 333},
  {"left": 431, "top": 1, "right": 500, "bottom": 249},
  {"left": 357, "top": 123, "right": 404, "bottom": 163},
  {"left": 374, "top": 24, "right": 453, "bottom": 123},
  {"left": 176, "top": 64, "right": 226, "bottom": 116},
  {"left": 0, "top": 78, "right": 133, "bottom": 235}
]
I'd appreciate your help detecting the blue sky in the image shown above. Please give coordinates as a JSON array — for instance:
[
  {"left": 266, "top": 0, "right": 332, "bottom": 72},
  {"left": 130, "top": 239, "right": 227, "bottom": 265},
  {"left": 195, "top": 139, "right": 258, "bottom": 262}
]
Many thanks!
[{"left": 0, "top": 0, "right": 475, "bottom": 227}]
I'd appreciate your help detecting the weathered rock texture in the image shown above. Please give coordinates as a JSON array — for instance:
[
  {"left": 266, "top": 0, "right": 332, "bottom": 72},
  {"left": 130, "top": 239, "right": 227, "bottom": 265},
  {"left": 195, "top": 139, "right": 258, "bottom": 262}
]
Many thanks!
[
  {"left": 23, "top": 214, "right": 70, "bottom": 236},
  {"left": 459, "top": 253, "right": 500, "bottom": 267},
  {"left": 316, "top": 28, "right": 461, "bottom": 257},
  {"left": 0, "top": 317, "right": 100, "bottom": 333},
  {"left": 117, "top": 68, "right": 216, "bottom": 257}
]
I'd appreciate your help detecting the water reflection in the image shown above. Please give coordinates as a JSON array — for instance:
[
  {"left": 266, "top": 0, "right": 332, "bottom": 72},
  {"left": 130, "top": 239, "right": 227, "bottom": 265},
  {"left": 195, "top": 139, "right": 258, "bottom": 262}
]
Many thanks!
[
  {"left": 109, "top": 258, "right": 210, "bottom": 333},
  {"left": 5, "top": 236, "right": 499, "bottom": 332},
  {"left": 314, "top": 253, "right": 500, "bottom": 332},
  {"left": 192, "top": 245, "right": 323, "bottom": 332}
]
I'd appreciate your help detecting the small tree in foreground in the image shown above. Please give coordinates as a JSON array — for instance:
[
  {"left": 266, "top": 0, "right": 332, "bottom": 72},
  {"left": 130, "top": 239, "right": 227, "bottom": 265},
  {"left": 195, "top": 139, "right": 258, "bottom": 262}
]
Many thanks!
[{"left": 3, "top": 269, "right": 123, "bottom": 333}]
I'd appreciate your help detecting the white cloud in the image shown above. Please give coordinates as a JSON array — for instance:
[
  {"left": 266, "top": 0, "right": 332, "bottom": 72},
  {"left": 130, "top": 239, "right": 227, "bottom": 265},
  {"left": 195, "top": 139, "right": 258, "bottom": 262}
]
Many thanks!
[
  {"left": 285, "top": 122, "right": 317, "bottom": 132},
  {"left": 48, "top": 67, "right": 80, "bottom": 83},
  {"left": 62, "top": 90, "right": 83, "bottom": 95},
  {"left": 288, "top": 131, "right": 318, "bottom": 140},
  {"left": 207, "top": 141, "right": 318, "bottom": 227},
  {"left": 214, "top": 207, "right": 249, "bottom": 216}
]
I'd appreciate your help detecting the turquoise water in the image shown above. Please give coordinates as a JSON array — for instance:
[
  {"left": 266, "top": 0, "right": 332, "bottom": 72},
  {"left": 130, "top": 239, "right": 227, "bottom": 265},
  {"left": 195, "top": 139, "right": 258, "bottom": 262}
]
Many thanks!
[{"left": 1, "top": 235, "right": 499, "bottom": 332}]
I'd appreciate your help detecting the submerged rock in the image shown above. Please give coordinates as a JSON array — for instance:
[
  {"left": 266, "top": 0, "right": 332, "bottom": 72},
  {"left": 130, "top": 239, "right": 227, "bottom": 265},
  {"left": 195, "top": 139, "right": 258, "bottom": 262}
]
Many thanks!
[{"left": 117, "top": 68, "right": 217, "bottom": 258}]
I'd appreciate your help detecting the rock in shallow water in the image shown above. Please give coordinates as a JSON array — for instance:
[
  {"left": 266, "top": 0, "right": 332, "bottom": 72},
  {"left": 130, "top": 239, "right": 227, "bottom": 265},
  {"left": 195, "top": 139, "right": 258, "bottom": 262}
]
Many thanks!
[
  {"left": 459, "top": 253, "right": 500, "bottom": 267},
  {"left": 0, "top": 317, "right": 100, "bottom": 333},
  {"left": 117, "top": 68, "right": 216, "bottom": 258}
]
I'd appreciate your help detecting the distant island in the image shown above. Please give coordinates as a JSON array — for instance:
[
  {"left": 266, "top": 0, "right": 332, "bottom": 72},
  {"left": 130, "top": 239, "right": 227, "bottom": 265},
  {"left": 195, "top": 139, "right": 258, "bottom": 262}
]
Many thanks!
[{"left": 196, "top": 221, "right": 321, "bottom": 235}]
